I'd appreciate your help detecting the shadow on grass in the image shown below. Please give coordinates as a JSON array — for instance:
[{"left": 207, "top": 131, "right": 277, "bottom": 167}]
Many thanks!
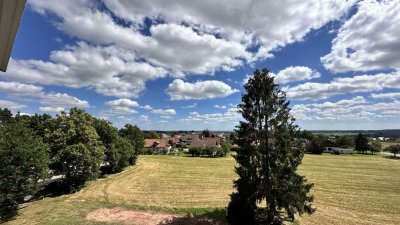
[
  {"left": 33, "top": 180, "right": 69, "bottom": 199},
  {"left": 159, "top": 209, "right": 226, "bottom": 225},
  {"left": 159, "top": 215, "right": 217, "bottom": 225},
  {"left": 382, "top": 155, "right": 400, "bottom": 160},
  {"left": 0, "top": 209, "right": 18, "bottom": 224},
  {"left": 1, "top": 179, "right": 70, "bottom": 223}
]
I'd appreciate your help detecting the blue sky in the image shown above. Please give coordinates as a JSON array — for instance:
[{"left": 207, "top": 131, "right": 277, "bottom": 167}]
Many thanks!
[{"left": 1, "top": 0, "right": 400, "bottom": 130}]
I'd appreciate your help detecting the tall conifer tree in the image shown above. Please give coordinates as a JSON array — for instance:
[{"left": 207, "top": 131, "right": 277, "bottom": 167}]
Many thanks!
[{"left": 228, "top": 69, "right": 314, "bottom": 224}]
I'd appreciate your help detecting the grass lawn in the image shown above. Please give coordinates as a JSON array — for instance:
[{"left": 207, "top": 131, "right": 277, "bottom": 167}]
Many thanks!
[
  {"left": 4, "top": 154, "right": 400, "bottom": 225},
  {"left": 380, "top": 141, "right": 400, "bottom": 149}
]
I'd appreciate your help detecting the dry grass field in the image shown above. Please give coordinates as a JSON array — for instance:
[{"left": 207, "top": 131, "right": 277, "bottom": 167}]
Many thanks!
[
  {"left": 4, "top": 154, "right": 400, "bottom": 225},
  {"left": 380, "top": 141, "right": 400, "bottom": 149}
]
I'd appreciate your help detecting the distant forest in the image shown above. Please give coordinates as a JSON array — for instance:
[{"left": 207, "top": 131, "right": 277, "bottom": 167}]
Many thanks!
[
  {"left": 311, "top": 130, "right": 400, "bottom": 138},
  {"left": 146, "top": 129, "right": 400, "bottom": 138}
]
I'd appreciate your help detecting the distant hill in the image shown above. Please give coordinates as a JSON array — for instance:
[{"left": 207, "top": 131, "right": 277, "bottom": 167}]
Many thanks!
[{"left": 311, "top": 129, "right": 400, "bottom": 138}]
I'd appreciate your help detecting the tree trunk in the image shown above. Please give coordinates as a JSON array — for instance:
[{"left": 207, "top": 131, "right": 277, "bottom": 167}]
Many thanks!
[{"left": 266, "top": 200, "right": 276, "bottom": 223}]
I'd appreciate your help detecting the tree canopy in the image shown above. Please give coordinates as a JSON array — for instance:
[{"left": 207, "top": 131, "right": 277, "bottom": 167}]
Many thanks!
[
  {"left": 119, "top": 124, "right": 144, "bottom": 161},
  {"left": 355, "top": 133, "right": 369, "bottom": 154},
  {"left": 227, "top": 69, "right": 314, "bottom": 224},
  {"left": 336, "top": 135, "right": 355, "bottom": 148},
  {"left": 306, "top": 138, "right": 324, "bottom": 154},
  {"left": 144, "top": 130, "right": 160, "bottom": 139},
  {"left": 48, "top": 108, "right": 105, "bottom": 192},
  {"left": 202, "top": 129, "right": 211, "bottom": 138},
  {"left": 385, "top": 144, "right": 400, "bottom": 158},
  {"left": 0, "top": 123, "right": 49, "bottom": 216},
  {"left": 0, "top": 107, "right": 145, "bottom": 218}
]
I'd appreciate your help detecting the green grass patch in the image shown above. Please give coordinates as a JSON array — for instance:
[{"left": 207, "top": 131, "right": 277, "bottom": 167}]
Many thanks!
[{"left": 4, "top": 154, "right": 400, "bottom": 225}]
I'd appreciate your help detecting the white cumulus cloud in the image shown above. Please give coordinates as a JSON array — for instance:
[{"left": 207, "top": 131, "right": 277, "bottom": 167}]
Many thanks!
[
  {"left": 0, "top": 100, "right": 26, "bottom": 111},
  {"left": 39, "top": 106, "right": 65, "bottom": 113},
  {"left": 151, "top": 108, "right": 177, "bottom": 116},
  {"left": 285, "top": 71, "right": 400, "bottom": 100},
  {"left": 274, "top": 66, "right": 320, "bottom": 84},
  {"left": 321, "top": 0, "right": 400, "bottom": 73},
  {"left": 167, "top": 79, "right": 238, "bottom": 100}
]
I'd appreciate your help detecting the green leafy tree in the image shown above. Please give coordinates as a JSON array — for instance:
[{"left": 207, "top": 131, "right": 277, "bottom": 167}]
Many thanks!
[
  {"left": 93, "top": 118, "right": 134, "bottom": 173},
  {"left": 28, "top": 113, "right": 53, "bottom": 139},
  {"left": 221, "top": 141, "right": 232, "bottom": 156},
  {"left": 368, "top": 141, "right": 381, "bottom": 155},
  {"left": 228, "top": 69, "right": 314, "bottom": 224},
  {"left": 0, "top": 108, "right": 13, "bottom": 124},
  {"left": 336, "top": 135, "right": 355, "bottom": 148},
  {"left": 355, "top": 133, "right": 369, "bottom": 154},
  {"left": 202, "top": 129, "right": 211, "bottom": 138},
  {"left": 306, "top": 138, "right": 324, "bottom": 154},
  {"left": 119, "top": 124, "right": 144, "bottom": 162},
  {"left": 0, "top": 123, "right": 49, "bottom": 216},
  {"left": 385, "top": 144, "right": 400, "bottom": 158},
  {"left": 48, "top": 108, "right": 105, "bottom": 192},
  {"left": 113, "top": 136, "right": 133, "bottom": 169},
  {"left": 229, "top": 132, "right": 238, "bottom": 143},
  {"left": 14, "top": 112, "right": 31, "bottom": 126},
  {"left": 144, "top": 130, "right": 160, "bottom": 139},
  {"left": 298, "top": 130, "right": 314, "bottom": 141}
]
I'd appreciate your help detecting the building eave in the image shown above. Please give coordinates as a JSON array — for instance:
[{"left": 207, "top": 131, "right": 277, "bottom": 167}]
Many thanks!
[{"left": 0, "top": 0, "right": 27, "bottom": 72}]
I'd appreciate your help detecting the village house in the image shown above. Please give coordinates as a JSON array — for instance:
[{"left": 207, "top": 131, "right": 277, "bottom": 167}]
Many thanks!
[
  {"left": 190, "top": 137, "right": 221, "bottom": 149},
  {"left": 323, "top": 140, "right": 340, "bottom": 153},
  {"left": 144, "top": 139, "right": 171, "bottom": 154},
  {"left": 179, "top": 134, "right": 200, "bottom": 146}
]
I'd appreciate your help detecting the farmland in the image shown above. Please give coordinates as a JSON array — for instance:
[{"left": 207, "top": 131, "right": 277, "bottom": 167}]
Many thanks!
[{"left": 4, "top": 154, "right": 400, "bottom": 225}]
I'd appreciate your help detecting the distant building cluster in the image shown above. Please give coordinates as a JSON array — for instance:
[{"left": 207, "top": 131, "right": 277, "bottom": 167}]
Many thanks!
[{"left": 144, "top": 132, "right": 226, "bottom": 154}]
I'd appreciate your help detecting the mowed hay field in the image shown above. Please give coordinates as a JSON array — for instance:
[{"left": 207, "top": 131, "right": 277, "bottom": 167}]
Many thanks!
[{"left": 5, "top": 154, "right": 400, "bottom": 225}]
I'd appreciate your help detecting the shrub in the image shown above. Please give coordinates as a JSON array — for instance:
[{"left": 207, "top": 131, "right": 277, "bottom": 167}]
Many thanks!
[
  {"left": 189, "top": 147, "right": 201, "bottom": 157},
  {"left": 306, "top": 138, "right": 324, "bottom": 154},
  {"left": 221, "top": 141, "right": 232, "bottom": 156},
  {"left": 368, "top": 141, "right": 381, "bottom": 155},
  {"left": 385, "top": 144, "right": 400, "bottom": 158}
]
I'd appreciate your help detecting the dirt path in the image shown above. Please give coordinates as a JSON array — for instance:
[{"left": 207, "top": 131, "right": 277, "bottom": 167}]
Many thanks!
[{"left": 86, "top": 207, "right": 219, "bottom": 225}]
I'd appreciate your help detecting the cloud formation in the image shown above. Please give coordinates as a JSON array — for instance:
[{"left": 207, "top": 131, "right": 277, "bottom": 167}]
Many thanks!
[
  {"left": 0, "top": 81, "right": 89, "bottom": 111},
  {"left": 285, "top": 71, "right": 400, "bottom": 100},
  {"left": 151, "top": 108, "right": 177, "bottom": 116},
  {"left": 292, "top": 96, "right": 400, "bottom": 122},
  {"left": 274, "top": 66, "right": 320, "bottom": 84},
  {"left": 0, "top": 100, "right": 26, "bottom": 111},
  {"left": 167, "top": 79, "right": 239, "bottom": 100},
  {"left": 3, "top": 43, "right": 167, "bottom": 98},
  {"left": 322, "top": 0, "right": 400, "bottom": 73}
]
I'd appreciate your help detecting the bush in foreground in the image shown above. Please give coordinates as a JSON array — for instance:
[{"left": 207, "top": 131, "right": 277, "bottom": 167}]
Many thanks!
[{"left": 0, "top": 123, "right": 49, "bottom": 216}]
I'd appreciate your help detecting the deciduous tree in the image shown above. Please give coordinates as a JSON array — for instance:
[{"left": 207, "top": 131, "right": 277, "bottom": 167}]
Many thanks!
[
  {"left": 306, "top": 138, "right": 324, "bottom": 154},
  {"left": 0, "top": 123, "right": 48, "bottom": 216},
  {"left": 385, "top": 144, "right": 400, "bottom": 158},
  {"left": 202, "top": 129, "right": 211, "bottom": 138},
  {"left": 119, "top": 124, "right": 144, "bottom": 162},
  {"left": 355, "top": 133, "right": 369, "bottom": 154},
  {"left": 93, "top": 118, "right": 132, "bottom": 173},
  {"left": 144, "top": 130, "right": 160, "bottom": 139},
  {"left": 48, "top": 108, "right": 105, "bottom": 192},
  {"left": 0, "top": 108, "right": 13, "bottom": 124},
  {"left": 368, "top": 141, "right": 381, "bottom": 155}
]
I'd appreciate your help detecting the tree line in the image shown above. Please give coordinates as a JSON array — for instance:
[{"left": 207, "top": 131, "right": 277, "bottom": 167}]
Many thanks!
[
  {"left": 298, "top": 130, "right": 383, "bottom": 155},
  {"left": 0, "top": 107, "right": 144, "bottom": 217}
]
